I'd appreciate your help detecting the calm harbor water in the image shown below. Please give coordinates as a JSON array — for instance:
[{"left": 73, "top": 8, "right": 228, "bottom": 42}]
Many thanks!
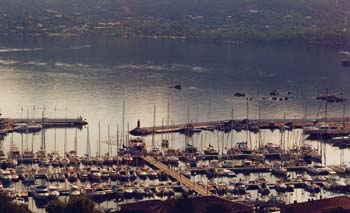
[{"left": 0, "top": 36, "right": 349, "bottom": 164}]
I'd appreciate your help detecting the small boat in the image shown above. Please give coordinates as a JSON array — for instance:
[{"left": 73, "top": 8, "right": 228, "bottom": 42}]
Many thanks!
[
  {"left": 133, "top": 187, "right": 145, "bottom": 199},
  {"left": 215, "top": 182, "right": 227, "bottom": 195},
  {"left": 271, "top": 164, "right": 287, "bottom": 176},
  {"left": 8, "top": 142, "right": 21, "bottom": 160},
  {"left": 331, "top": 165, "right": 346, "bottom": 175},
  {"left": 286, "top": 184, "right": 294, "bottom": 192},
  {"left": 129, "top": 169, "right": 137, "bottom": 181},
  {"left": 258, "top": 182, "right": 270, "bottom": 196},
  {"left": 8, "top": 168, "right": 19, "bottom": 182},
  {"left": 81, "top": 185, "right": 94, "bottom": 198},
  {"left": 137, "top": 169, "right": 148, "bottom": 180},
  {"left": 109, "top": 170, "right": 118, "bottom": 181},
  {"left": 158, "top": 170, "right": 168, "bottom": 181},
  {"left": 161, "top": 139, "right": 169, "bottom": 148},
  {"left": 103, "top": 154, "right": 114, "bottom": 165},
  {"left": 48, "top": 185, "right": 60, "bottom": 199},
  {"left": 57, "top": 172, "right": 66, "bottom": 182},
  {"left": 93, "top": 185, "right": 106, "bottom": 200},
  {"left": 147, "top": 170, "right": 158, "bottom": 180},
  {"left": 275, "top": 182, "right": 287, "bottom": 192},
  {"left": 233, "top": 182, "right": 246, "bottom": 195},
  {"left": 35, "top": 167, "right": 49, "bottom": 180},
  {"left": 59, "top": 158, "right": 70, "bottom": 167},
  {"left": 223, "top": 169, "right": 236, "bottom": 177},
  {"left": 21, "top": 151, "right": 35, "bottom": 163},
  {"left": 51, "top": 158, "right": 60, "bottom": 167},
  {"left": 112, "top": 185, "right": 124, "bottom": 200},
  {"left": 22, "top": 173, "right": 35, "bottom": 184},
  {"left": 333, "top": 180, "right": 347, "bottom": 191},
  {"left": 123, "top": 187, "right": 134, "bottom": 199},
  {"left": 305, "top": 182, "right": 321, "bottom": 193},
  {"left": 118, "top": 170, "right": 130, "bottom": 182},
  {"left": 168, "top": 156, "right": 179, "bottom": 165},
  {"left": 78, "top": 169, "right": 89, "bottom": 182},
  {"left": 234, "top": 92, "right": 245, "bottom": 97},
  {"left": 1, "top": 170, "right": 12, "bottom": 183},
  {"left": 33, "top": 185, "right": 49, "bottom": 200},
  {"left": 14, "top": 123, "right": 42, "bottom": 133},
  {"left": 100, "top": 168, "right": 110, "bottom": 180},
  {"left": 342, "top": 59, "right": 350, "bottom": 67},
  {"left": 68, "top": 171, "right": 78, "bottom": 182},
  {"left": 227, "top": 185, "right": 236, "bottom": 194},
  {"left": 181, "top": 170, "right": 191, "bottom": 178},
  {"left": 89, "top": 167, "right": 102, "bottom": 182},
  {"left": 203, "top": 146, "right": 219, "bottom": 155},
  {"left": 246, "top": 180, "right": 259, "bottom": 190},
  {"left": 70, "top": 185, "right": 81, "bottom": 196},
  {"left": 82, "top": 156, "right": 94, "bottom": 165}
]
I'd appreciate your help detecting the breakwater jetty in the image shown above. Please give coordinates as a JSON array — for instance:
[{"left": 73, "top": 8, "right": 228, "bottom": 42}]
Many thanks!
[{"left": 130, "top": 117, "right": 350, "bottom": 136}]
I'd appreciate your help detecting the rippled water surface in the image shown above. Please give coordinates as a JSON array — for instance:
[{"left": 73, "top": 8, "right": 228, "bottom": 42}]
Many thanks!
[{"left": 0, "top": 37, "right": 349, "bottom": 164}]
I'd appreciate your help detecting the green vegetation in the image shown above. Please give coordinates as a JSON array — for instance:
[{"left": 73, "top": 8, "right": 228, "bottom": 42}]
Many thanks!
[
  {"left": 0, "top": 192, "right": 31, "bottom": 213},
  {"left": 45, "top": 195, "right": 99, "bottom": 213},
  {"left": 0, "top": 0, "right": 350, "bottom": 44}
]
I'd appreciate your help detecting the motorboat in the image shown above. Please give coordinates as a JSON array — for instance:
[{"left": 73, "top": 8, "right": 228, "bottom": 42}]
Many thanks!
[
  {"left": 48, "top": 185, "right": 60, "bottom": 199},
  {"left": 78, "top": 169, "right": 89, "bottom": 182},
  {"left": 33, "top": 185, "right": 49, "bottom": 200},
  {"left": 70, "top": 185, "right": 81, "bottom": 196},
  {"left": 275, "top": 181, "right": 287, "bottom": 192},
  {"left": 116, "top": 170, "right": 129, "bottom": 182},
  {"left": 14, "top": 123, "right": 42, "bottom": 133},
  {"left": 1, "top": 170, "right": 12, "bottom": 183},
  {"left": 89, "top": 167, "right": 102, "bottom": 181},
  {"left": 271, "top": 163, "right": 287, "bottom": 176}
]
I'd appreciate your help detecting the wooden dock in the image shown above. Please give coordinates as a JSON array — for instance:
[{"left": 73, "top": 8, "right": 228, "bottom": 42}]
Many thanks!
[
  {"left": 130, "top": 117, "right": 350, "bottom": 136},
  {"left": 142, "top": 156, "right": 210, "bottom": 196}
]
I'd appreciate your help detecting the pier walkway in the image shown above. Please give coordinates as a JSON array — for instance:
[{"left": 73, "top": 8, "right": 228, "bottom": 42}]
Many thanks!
[
  {"left": 141, "top": 156, "right": 209, "bottom": 196},
  {"left": 130, "top": 117, "right": 350, "bottom": 136},
  {"left": 6, "top": 117, "right": 87, "bottom": 127}
]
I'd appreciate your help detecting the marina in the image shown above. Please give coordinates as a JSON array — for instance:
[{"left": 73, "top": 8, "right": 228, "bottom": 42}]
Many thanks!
[
  {"left": 0, "top": 110, "right": 349, "bottom": 211},
  {"left": 1, "top": 36, "right": 350, "bottom": 212}
]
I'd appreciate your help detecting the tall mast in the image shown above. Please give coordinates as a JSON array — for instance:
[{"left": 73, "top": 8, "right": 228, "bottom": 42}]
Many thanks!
[
  {"left": 64, "top": 106, "right": 67, "bottom": 155},
  {"left": 258, "top": 106, "right": 262, "bottom": 147},
  {"left": 185, "top": 104, "right": 190, "bottom": 147},
  {"left": 167, "top": 102, "right": 170, "bottom": 141},
  {"left": 41, "top": 109, "right": 46, "bottom": 152},
  {"left": 122, "top": 100, "right": 125, "bottom": 147},
  {"left": 116, "top": 124, "right": 119, "bottom": 156},
  {"left": 54, "top": 107, "right": 57, "bottom": 153},
  {"left": 187, "top": 104, "right": 190, "bottom": 124},
  {"left": 161, "top": 118, "right": 164, "bottom": 142},
  {"left": 231, "top": 108, "right": 234, "bottom": 148},
  {"left": 98, "top": 122, "right": 101, "bottom": 157},
  {"left": 246, "top": 99, "right": 250, "bottom": 149},
  {"left": 152, "top": 105, "right": 156, "bottom": 148},
  {"left": 74, "top": 128, "right": 78, "bottom": 153},
  {"left": 127, "top": 121, "right": 130, "bottom": 143},
  {"left": 324, "top": 88, "right": 328, "bottom": 126},
  {"left": 108, "top": 124, "right": 111, "bottom": 155},
  {"left": 64, "top": 128, "right": 67, "bottom": 155},
  {"left": 86, "top": 126, "right": 91, "bottom": 157}
]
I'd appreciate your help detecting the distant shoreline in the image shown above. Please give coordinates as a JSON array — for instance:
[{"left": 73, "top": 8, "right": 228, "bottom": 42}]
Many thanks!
[{"left": 0, "top": 32, "right": 346, "bottom": 48}]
